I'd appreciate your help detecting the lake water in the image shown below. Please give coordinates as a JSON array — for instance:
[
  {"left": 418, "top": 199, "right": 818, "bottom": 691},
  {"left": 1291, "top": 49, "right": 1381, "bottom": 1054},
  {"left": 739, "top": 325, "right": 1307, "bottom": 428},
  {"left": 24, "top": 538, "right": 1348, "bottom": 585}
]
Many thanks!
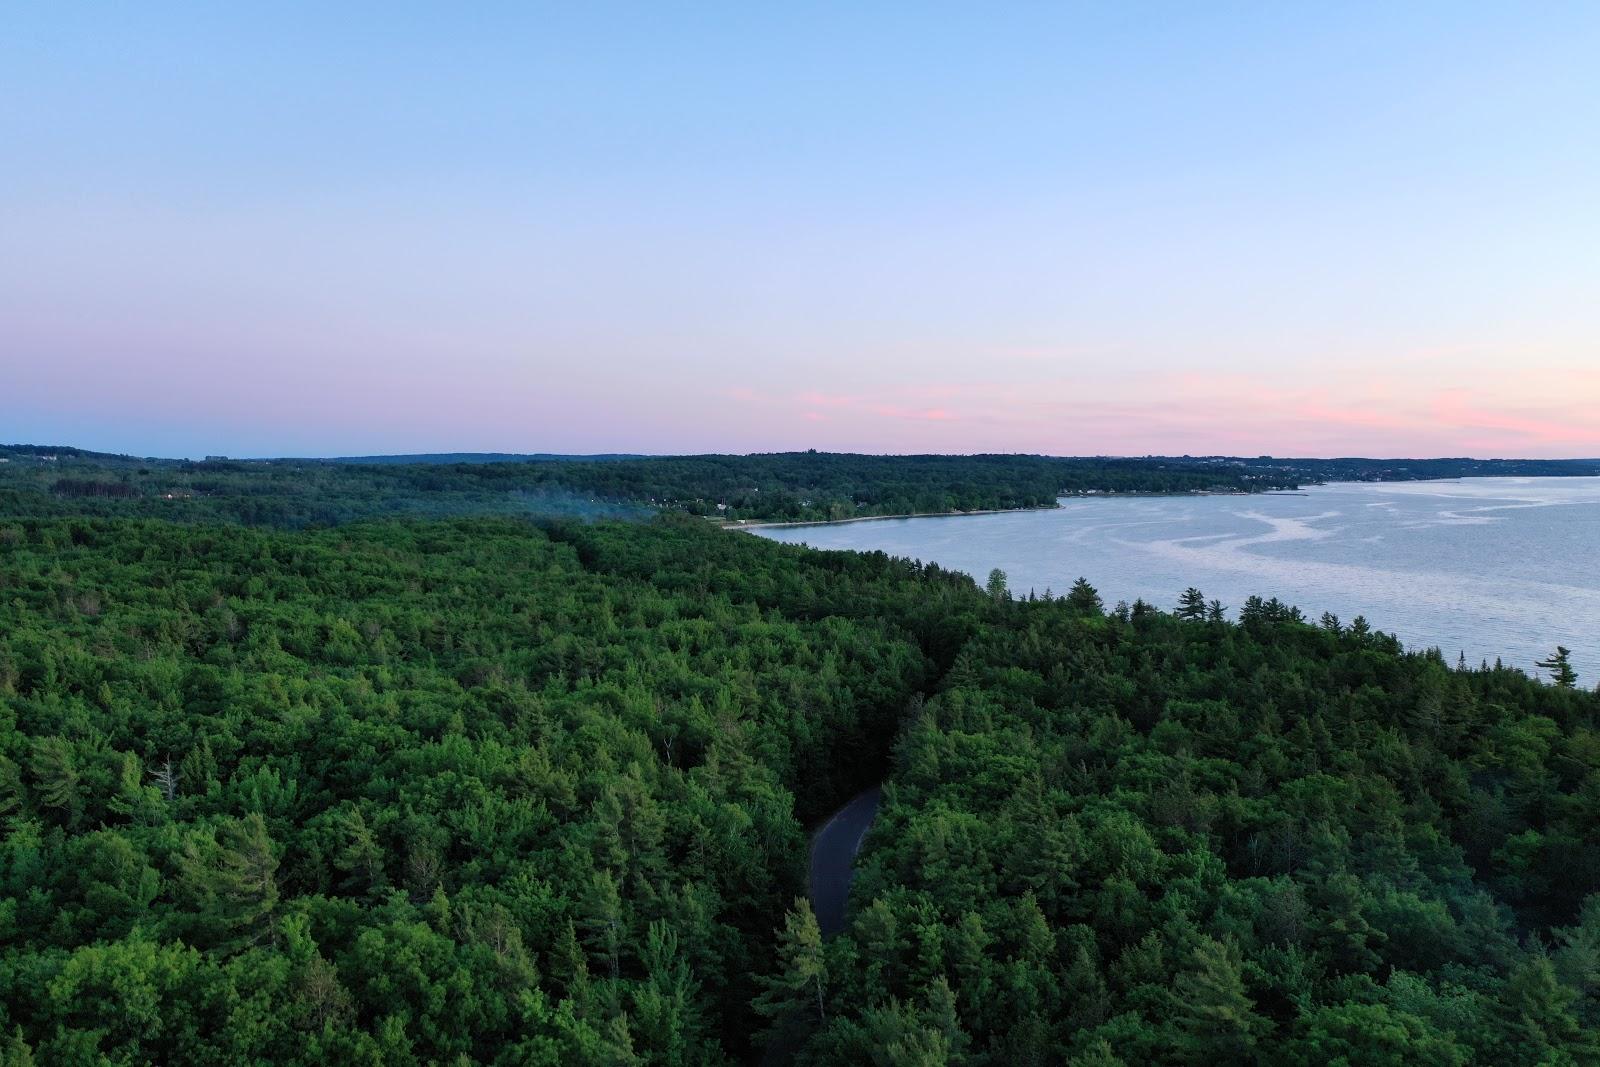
[{"left": 752, "top": 477, "right": 1600, "bottom": 682}]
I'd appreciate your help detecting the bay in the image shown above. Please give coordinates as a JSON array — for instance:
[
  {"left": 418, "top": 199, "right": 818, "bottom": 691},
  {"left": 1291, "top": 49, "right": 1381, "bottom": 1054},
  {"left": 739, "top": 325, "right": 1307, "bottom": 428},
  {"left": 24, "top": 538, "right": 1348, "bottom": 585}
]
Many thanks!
[{"left": 751, "top": 477, "right": 1600, "bottom": 682}]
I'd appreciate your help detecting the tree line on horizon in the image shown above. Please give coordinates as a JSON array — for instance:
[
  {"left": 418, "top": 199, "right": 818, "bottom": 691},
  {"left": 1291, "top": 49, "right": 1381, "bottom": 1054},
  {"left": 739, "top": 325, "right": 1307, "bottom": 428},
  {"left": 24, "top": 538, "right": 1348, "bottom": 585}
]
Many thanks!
[
  {"left": 0, "top": 449, "right": 1299, "bottom": 527},
  {"left": 8, "top": 446, "right": 1597, "bottom": 529}
]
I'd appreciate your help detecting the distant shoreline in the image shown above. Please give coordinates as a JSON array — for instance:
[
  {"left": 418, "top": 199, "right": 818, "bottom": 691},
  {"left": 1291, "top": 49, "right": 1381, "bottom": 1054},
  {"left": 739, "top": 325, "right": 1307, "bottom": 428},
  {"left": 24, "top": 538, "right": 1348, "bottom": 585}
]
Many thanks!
[
  {"left": 727, "top": 504, "right": 1061, "bottom": 530},
  {"left": 726, "top": 474, "right": 1600, "bottom": 531},
  {"left": 726, "top": 488, "right": 1278, "bottom": 530}
]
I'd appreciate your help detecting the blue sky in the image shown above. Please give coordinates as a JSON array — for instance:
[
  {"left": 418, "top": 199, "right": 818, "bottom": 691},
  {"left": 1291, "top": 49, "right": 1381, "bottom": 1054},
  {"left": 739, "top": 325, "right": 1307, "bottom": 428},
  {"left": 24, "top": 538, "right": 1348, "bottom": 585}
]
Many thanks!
[{"left": 4, "top": 3, "right": 1598, "bottom": 457}]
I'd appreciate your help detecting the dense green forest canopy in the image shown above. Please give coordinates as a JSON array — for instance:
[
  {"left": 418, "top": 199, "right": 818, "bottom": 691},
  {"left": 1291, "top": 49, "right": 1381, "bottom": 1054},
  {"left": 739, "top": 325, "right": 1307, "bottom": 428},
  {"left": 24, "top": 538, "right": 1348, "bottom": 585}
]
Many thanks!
[
  {"left": 806, "top": 594, "right": 1600, "bottom": 1065},
  {"left": 1, "top": 453, "right": 1598, "bottom": 1064}
]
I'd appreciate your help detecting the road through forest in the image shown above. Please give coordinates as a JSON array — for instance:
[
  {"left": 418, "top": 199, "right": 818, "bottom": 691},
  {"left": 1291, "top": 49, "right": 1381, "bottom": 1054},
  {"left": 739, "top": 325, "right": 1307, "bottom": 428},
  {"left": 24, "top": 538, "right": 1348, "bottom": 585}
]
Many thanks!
[{"left": 808, "top": 785, "right": 881, "bottom": 936}]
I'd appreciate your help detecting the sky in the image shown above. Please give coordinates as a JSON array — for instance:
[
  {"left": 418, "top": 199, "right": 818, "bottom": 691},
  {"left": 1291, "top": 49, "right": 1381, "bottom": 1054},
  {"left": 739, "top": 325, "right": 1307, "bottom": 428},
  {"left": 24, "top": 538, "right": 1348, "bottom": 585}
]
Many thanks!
[{"left": 3, "top": 3, "right": 1598, "bottom": 459}]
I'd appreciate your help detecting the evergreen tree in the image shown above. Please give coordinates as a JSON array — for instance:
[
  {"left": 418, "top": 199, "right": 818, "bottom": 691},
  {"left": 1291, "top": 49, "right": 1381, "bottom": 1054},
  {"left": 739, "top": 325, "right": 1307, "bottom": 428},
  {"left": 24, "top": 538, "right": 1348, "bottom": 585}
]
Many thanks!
[
  {"left": 333, "top": 808, "right": 386, "bottom": 892},
  {"left": 1536, "top": 646, "right": 1578, "bottom": 689},
  {"left": 920, "top": 975, "right": 970, "bottom": 1061},
  {"left": 0, "top": 1027, "right": 36, "bottom": 1067},
  {"left": 175, "top": 812, "right": 280, "bottom": 950},
  {"left": 580, "top": 869, "right": 625, "bottom": 981},
  {"left": 28, "top": 736, "right": 80, "bottom": 827},
  {"left": 1170, "top": 937, "right": 1270, "bottom": 1061},
  {"left": 1067, "top": 578, "right": 1103, "bottom": 615},
  {"left": 754, "top": 897, "right": 828, "bottom": 1029},
  {"left": 1176, "top": 587, "right": 1207, "bottom": 621},
  {"left": 632, "top": 921, "right": 707, "bottom": 1066},
  {"left": 1496, "top": 954, "right": 1593, "bottom": 1064},
  {"left": 0, "top": 756, "right": 21, "bottom": 819},
  {"left": 553, "top": 917, "right": 592, "bottom": 1003}
]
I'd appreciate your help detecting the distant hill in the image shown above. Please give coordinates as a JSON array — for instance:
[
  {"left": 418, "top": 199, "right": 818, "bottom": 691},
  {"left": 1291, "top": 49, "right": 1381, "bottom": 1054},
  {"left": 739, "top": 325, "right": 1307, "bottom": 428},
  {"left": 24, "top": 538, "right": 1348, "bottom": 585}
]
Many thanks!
[
  {"left": 0, "top": 447, "right": 645, "bottom": 467},
  {"left": 0, "top": 444, "right": 156, "bottom": 463}
]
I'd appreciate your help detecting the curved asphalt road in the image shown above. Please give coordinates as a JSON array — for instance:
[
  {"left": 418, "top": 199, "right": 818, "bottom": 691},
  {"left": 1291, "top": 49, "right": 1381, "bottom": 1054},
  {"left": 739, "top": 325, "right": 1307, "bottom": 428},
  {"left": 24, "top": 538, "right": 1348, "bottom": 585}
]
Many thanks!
[{"left": 808, "top": 785, "right": 882, "bottom": 936}]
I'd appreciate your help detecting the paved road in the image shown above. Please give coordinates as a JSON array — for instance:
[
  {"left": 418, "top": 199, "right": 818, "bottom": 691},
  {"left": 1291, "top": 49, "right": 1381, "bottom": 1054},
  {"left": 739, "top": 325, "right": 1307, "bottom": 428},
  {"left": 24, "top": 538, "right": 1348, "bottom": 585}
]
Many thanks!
[{"left": 808, "top": 785, "right": 882, "bottom": 936}]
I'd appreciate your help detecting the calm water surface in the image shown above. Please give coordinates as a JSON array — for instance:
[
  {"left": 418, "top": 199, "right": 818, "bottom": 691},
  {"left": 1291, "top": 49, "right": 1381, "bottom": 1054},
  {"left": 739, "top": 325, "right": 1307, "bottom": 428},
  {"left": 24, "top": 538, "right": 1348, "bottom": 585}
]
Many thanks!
[{"left": 753, "top": 477, "right": 1600, "bottom": 681}]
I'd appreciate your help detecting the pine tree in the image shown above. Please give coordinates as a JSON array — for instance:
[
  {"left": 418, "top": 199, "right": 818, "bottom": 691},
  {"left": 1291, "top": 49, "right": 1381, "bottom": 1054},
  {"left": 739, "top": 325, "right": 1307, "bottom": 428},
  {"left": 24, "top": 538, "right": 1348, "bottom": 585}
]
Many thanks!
[
  {"left": 1062, "top": 943, "right": 1110, "bottom": 1029},
  {"left": 1497, "top": 953, "right": 1595, "bottom": 1062},
  {"left": 1176, "top": 587, "right": 1207, "bottom": 621},
  {"left": 1171, "top": 937, "right": 1269, "bottom": 1061},
  {"left": 177, "top": 812, "right": 280, "bottom": 950},
  {"left": 754, "top": 897, "right": 828, "bottom": 1028},
  {"left": 553, "top": 917, "right": 592, "bottom": 1002},
  {"left": 883, "top": 1026, "right": 951, "bottom": 1067},
  {"left": 580, "top": 869, "right": 625, "bottom": 981},
  {"left": 1067, "top": 578, "right": 1103, "bottom": 615},
  {"left": 1535, "top": 646, "right": 1578, "bottom": 689},
  {"left": 1066, "top": 1039, "right": 1127, "bottom": 1067},
  {"left": 0, "top": 756, "right": 20, "bottom": 819},
  {"left": 107, "top": 751, "right": 159, "bottom": 823},
  {"left": 294, "top": 947, "right": 353, "bottom": 1031},
  {"left": 28, "top": 736, "right": 80, "bottom": 827},
  {"left": 632, "top": 920, "right": 705, "bottom": 1066},
  {"left": 1015, "top": 892, "right": 1055, "bottom": 964},
  {"left": 920, "top": 975, "right": 970, "bottom": 1061},
  {"left": 946, "top": 911, "right": 994, "bottom": 1021},
  {"left": 601, "top": 1012, "right": 642, "bottom": 1066},
  {"left": 854, "top": 897, "right": 902, "bottom": 990},
  {"left": 179, "top": 737, "right": 219, "bottom": 796},
  {"left": 333, "top": 808, "right": 386, "bottom": 892},
  {"left": 1315, "top": 871, "right": 1384, "bottom": 973},
  {"left": 0, "top": 1026, "right": 36, "bottom": 1067}
]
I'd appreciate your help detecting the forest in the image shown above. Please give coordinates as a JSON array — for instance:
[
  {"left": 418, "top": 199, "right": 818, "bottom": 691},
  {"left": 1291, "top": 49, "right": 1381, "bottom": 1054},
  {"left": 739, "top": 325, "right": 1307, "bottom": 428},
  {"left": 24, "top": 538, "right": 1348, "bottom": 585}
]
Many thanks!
[
  {"left": 1, "top": 454, "right": 1598, "bottom": 1064},
  {"left": 0, "top": 449, "right": 1298, "bottom": 527},
  {"left": 8, "top": 447, "right": 1597, "bottom": 528},
  {"left": 1222, "top": 456, "right": 1600, "bottom": 484}
]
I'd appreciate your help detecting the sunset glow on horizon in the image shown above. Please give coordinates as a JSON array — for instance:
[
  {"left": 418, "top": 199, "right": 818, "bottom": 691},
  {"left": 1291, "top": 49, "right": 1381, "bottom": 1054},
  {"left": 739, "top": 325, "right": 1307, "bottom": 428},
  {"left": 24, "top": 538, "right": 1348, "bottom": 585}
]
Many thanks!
[{"left": 4, "top": 5, "right": 1598, "bottom": 459}]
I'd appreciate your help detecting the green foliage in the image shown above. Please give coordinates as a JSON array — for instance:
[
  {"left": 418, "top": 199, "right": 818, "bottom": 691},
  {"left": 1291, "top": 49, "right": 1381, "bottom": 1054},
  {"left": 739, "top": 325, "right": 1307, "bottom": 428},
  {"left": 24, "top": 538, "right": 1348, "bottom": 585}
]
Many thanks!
[
  {"left": 0, "top": 513, "right": 954, "bottom": 1062},
  {"left": 1537, "top": 646, "right": 1579, "bottom": 689},
  {"left": 754, "top": 898, "right": 828, "bottom": 1033},
  {"left": 984, "top": 569, "right": 1008, "bottom": 600},
  {"left": 2, "top": 454, "right": 1597, "bottom": 1063},
  {"left": 1170, "top": 937, "right": 1269, "bottom": 1060},
  {"left": 806, "top": 572, "right": 1600, "bottom": 1064}
]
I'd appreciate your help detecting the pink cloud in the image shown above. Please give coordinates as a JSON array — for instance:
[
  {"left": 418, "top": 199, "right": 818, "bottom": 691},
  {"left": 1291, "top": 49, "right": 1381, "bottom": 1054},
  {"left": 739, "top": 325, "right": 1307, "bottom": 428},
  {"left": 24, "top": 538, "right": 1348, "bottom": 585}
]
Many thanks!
[
  {"left": 1430, "top": 390, "right": 1600, "bottom": 448},
  {"left": 719, "top": 359, "right": 1600, "bottom": 458}
]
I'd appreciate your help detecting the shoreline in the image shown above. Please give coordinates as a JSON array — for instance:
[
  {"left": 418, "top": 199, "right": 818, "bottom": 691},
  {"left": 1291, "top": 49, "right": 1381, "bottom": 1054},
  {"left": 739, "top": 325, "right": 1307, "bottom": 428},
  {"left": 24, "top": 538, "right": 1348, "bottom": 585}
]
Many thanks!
[
  {"left": 726, "top": 503, "right": 1061, "bottom": 530},
  {"left": 724, "top": 487, "right": 1288, "bottom": 530}
]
